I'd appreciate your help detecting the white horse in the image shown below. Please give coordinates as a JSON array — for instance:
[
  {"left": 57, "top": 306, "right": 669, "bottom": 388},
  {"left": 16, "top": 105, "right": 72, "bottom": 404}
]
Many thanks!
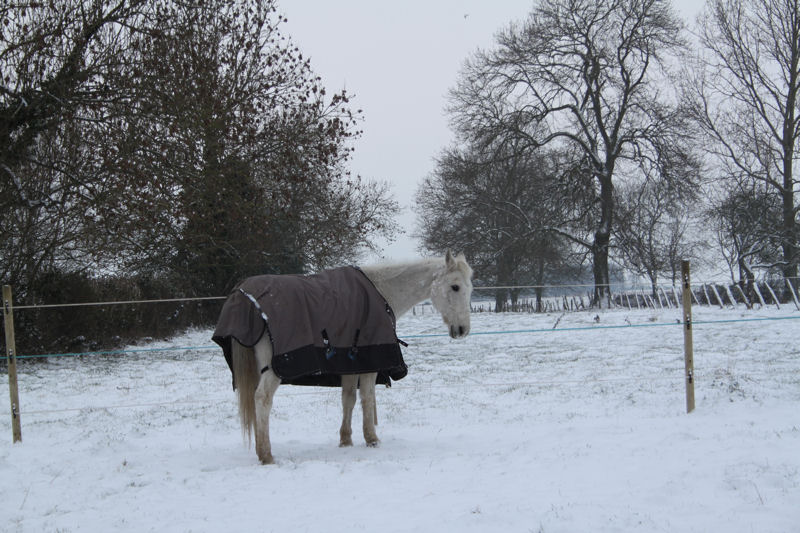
[{"left": 230, "top": 251, "right": 473, "bottom": 464}]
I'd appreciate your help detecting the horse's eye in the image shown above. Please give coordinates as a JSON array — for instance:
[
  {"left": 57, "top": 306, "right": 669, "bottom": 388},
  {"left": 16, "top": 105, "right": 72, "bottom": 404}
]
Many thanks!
[{"left": 451, "top": 285, "right": 460, "bottom": 292}]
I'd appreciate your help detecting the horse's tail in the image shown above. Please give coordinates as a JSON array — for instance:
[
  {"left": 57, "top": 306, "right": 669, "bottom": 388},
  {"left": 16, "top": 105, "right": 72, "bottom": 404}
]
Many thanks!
[{"left": 231, "top": 339, "right": 258, "bottom": 442}]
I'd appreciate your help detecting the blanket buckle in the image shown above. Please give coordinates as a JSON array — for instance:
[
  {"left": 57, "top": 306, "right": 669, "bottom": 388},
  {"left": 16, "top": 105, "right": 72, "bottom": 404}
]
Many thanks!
[
  {"left": 322, "top": 329, "right": 336, "bottom": 360},
  {"left": 347, "top": 329, "right": 360, "bottom": 360}
]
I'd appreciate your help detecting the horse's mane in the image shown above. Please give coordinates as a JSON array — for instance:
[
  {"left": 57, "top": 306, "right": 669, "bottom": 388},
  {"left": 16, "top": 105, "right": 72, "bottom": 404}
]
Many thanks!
[{"left": 363, "top": 254, "right": 472, "bottom": 280}]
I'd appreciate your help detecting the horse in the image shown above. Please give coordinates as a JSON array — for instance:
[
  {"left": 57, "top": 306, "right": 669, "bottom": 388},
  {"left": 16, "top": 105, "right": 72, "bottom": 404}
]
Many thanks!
[{"left": 222, "top": 251, "right": 473, "bottom": 464}]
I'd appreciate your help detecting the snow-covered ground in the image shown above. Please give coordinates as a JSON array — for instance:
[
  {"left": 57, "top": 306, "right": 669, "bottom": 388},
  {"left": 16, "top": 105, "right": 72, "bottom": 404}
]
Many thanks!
[{"left": 1, "top": 305, "right": 799, "bottom": 532}]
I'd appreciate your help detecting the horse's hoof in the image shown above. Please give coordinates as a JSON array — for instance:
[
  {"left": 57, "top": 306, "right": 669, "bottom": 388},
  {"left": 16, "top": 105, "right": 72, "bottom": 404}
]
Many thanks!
[
  {"left": 258, "top": 454, "right": 275, "bottom": 465},
  {"left": 339, "top": 439, "right": 353, "bottom": 448},
  {"left": 365, "top": 439, "right": 380, "bottom": 448}
]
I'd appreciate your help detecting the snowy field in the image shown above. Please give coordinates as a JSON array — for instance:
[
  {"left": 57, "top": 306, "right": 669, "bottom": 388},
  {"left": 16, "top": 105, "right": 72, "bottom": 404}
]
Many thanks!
[{"left": 1, "top": 305, "right": 799, "bottom": 532}]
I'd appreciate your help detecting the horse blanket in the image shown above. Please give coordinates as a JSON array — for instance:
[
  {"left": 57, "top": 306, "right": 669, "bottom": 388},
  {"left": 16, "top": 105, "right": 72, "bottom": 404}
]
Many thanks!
[{"left": 212, "top": 266, "right": 407, "bottom": 388}]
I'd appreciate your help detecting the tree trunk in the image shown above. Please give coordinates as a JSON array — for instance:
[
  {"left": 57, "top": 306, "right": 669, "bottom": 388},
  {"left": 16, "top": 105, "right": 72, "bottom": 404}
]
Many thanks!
[
  {"left": 738, "top": 259, "right": 755, "bottom": 309},
  {"left": 781, "top": 188, "right": 797, "bottom": 282},
  {"left": 592, "top": 232, "right": 611, "bottom": 307},
  {"left": 781, "top": 160, "right": 797, "bottom": 293},
  {"left": 534, "top": 256, "right": 545, "bottom": 312},
  {"left": 592, "top": 173, "right": 613, "bottom": 307},
  {"left": 649, "top": 277, "right": 658, "bottom": 300},
  {"left": 495, "top": 249, "right": 515, "bottom": 312},
  {"left": 781, "top": 25, "right": 798, "bottom": 296},
  {"left": 510, "top": 288, "right": 520, "bottom": 308},
  {"left": 494, "top": 289, "right": 507, "bottom": 312}
]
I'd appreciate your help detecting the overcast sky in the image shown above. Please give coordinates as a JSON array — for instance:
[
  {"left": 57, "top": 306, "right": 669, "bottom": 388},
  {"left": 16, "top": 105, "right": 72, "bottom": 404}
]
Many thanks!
[{"left": 280, "top": 1, "right": 704, "bottom": 262}]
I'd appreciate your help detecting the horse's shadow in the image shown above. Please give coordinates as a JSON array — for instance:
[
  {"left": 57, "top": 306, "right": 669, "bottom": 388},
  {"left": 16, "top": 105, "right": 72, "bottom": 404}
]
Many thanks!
[{"left": 218, "top": 433, "right": 423, "bottom": 469}]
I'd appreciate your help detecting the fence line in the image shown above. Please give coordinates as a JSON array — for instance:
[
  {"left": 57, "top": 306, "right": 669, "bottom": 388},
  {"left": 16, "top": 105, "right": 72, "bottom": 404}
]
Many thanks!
[
  {"left": 475, "top": 277, "right": 800, "bottom": 292},
  {"left": 10, "top": 295, "right": 226, "bottom": 311},
  {"left": 11, "top": 377, "right": 685, "bottom": 416},
  {"left": 6, "top": 277, "right": 800, "bottom": 311},
  {"left": 11, "top": 313, "right": 800, "bottom": 360},
  {"left": 12, "top": 367, "right": 795, "bottom": 418},
  {"left": 16, "top": 345, "right": 219, "bottom": 360}
]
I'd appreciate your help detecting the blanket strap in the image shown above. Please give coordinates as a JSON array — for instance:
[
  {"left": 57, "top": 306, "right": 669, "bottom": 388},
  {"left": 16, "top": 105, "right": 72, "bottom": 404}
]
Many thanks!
[
  {"left": 347, "top": 329, "right": 360, "bottom": 360},
  {"left": 322, "top": 329, "right": 335, "bottom": 360}
]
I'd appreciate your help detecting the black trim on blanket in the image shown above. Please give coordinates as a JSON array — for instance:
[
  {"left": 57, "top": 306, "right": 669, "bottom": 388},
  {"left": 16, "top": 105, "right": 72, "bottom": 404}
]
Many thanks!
[{"left": 270, "top": 342, "right": 406, "bottom": 386}]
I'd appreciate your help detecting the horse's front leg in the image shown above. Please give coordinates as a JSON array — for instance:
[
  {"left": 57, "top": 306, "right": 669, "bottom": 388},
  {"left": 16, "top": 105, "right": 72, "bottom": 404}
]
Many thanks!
[
  {"left": 254, "top": 339, "right": 280, "bottom": 465},
  {"left": 339, "top": 375, "right": 358, "bottom": 447},
  {"left": 359, "top": 372, "right": 379, "bottom": 447}
]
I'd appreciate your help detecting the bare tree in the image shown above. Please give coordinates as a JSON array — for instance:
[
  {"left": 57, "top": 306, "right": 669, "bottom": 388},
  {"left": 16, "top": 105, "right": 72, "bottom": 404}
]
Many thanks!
[
  {"left": 0, "top": 0, "right": 148, "bottom": 206},
  {"left": 614, "top": 179, "right": 699, "bottom": 295},
  {"left": 0, "top": 0, "right": 152, "bottom": 297},
  {"left": 449, "top": 0, "right": 694, "bottom": 305},
  {"left": 707, "top": 182, "right": 783, "bottom": 298},
  {"left": 685, "top": 0, "right": 800, "bottom": 286},
  {"left": 416, "top": 141, "right": 577, "bottom": 310}
]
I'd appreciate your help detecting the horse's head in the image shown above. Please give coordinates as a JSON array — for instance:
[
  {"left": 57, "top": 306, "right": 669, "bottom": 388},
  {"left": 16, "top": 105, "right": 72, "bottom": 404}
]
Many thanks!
[{"left": 430, "top": 251, "right": 473, "bottom": 339}]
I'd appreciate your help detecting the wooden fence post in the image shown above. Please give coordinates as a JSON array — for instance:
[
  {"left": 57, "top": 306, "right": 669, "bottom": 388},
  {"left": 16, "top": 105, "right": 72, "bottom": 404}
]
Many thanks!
[
  {"left": 764, "top": 281, "right": 780, "bottom": 309},
  {"left": 681, "top": 262, "right": 695, "bottom": 414},
  {"left": 734, "top": 284, "right": 751, "bottom": 309},
  {"left": 3, "top": 285, "right": 22, "bottom": 442},
  {"left": 710, "top": 284, "right": 725, "bottom": 309},
  {"left": 724, "top": 285, "right": 738, "bottom": 308},
  {"left": 660, "top": 287, "right": 672, "bottom": 309},
  {"left": 752, "top": 282, "right": 767, "bottom": 307},
  {"left": 786, "top": 279, "right": 800, "bottom": 310},
  {"left": 672, "top": 286, "right": 681, "bottom": 308}
]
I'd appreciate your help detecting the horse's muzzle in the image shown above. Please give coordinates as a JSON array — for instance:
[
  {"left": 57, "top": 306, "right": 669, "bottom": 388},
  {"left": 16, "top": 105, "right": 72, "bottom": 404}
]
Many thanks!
[{"left": 449, "top": 324, "right": 469, "bottom": 339}]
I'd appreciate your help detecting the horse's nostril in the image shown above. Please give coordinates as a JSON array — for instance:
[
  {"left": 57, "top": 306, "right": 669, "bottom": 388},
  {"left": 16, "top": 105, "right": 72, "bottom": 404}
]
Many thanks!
[{"left": 458, "top": 326, "right": 465, "bottom": 336}]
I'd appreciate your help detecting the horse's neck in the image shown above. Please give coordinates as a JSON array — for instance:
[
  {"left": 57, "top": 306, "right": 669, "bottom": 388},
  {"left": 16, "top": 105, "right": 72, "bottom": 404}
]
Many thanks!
[{"left": 361, "top": 258, "right": 443, "bottom": 318}]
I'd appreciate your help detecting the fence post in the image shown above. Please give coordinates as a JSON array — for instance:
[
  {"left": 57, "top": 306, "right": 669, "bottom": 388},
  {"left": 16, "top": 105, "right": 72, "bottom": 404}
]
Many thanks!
[
  {"left": 734, "top": 284, "right": 751, "bottom": 309},
  {"left": 724, "top": 285, "right": 738, "bottom": 308},
  {"left": 660, "top": 287, "right": 672, "bottom": 309},
  {"left": 3, "top": 285, "right": 22, "bottom": 442},
  {"left": 752, "top": 282, "right": 767, "bottom": 307},
  {"left": 702, "top": 283, "right": 711, "bottom": 307},
  {"left": 709, "top": 284, "right": 724, "bottom": 308},
  {"left": 785, "top": 278, "right": 799, "bottom": 310},
  {"left": 681, "top": 262, "right": 695, "bottom": 414},
  {"left": 763, "top": 281, "right": 780, "bottom": 309}
]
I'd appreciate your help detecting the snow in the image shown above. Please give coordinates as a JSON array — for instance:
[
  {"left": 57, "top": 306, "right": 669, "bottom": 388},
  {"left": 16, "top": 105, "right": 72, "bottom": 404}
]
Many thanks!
[{"left": 1, "top": 305, "right": 799, "bottom": 532}]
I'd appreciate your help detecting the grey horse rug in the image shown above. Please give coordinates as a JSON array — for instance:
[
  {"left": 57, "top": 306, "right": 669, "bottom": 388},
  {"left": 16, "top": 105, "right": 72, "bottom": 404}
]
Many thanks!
[{"left": 212, "top": 266, "right": 407, "bottom": 388}]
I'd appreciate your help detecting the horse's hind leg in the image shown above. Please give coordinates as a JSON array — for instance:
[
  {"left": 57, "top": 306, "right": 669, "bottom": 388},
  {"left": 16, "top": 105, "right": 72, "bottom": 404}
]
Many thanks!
[
  {"left": 359, "top": 372, "right": 379, "bottom": 447},
  {"left": 339, "top": 375, "right": 358, "bottom": 447},
  {"left": 254, "top": 370, "right": 280, "bottom": 464},
  {"left": 253, "top": 338, "right": 280, "bottom": 465}
]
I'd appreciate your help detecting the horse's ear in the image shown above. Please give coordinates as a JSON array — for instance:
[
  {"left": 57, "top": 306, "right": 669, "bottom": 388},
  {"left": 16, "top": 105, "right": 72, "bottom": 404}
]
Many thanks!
[{"left": 445, "top": 250, "right": 455, "bottom": 270}]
